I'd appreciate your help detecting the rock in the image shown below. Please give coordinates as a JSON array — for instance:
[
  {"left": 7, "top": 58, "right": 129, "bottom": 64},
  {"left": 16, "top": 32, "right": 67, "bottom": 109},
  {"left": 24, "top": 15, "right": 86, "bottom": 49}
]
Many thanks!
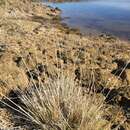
[{"left": 55, "top": 7, "right": 61, "bottom": 11}]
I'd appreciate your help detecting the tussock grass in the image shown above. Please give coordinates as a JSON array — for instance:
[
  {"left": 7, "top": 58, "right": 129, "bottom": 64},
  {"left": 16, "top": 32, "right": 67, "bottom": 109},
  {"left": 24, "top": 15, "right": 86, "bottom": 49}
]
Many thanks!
[{"left": 16, "top": 74, "right": 109, "bottom": 130}]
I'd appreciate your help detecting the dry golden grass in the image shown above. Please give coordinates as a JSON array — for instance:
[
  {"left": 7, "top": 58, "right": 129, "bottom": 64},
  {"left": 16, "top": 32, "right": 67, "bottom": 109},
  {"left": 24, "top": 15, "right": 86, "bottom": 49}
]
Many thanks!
[
  {"left": 9, "top": 73, "right": 109, "bottom": 130},
  {"left": 0, "top": 1, "right": 130, "bottom": 130}
]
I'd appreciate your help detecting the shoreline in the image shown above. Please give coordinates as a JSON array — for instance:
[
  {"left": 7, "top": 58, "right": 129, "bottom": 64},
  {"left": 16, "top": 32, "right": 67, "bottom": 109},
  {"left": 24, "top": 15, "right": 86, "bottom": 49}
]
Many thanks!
[{"left": 45, "top": 1, "right": 130, "bottom": 42}]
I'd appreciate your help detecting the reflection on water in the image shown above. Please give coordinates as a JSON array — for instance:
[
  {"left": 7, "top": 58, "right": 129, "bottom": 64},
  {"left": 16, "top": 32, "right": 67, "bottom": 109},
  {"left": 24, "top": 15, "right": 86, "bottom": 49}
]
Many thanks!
[{"left": 44, "top": 0, "right": 130, "bottom": 40}]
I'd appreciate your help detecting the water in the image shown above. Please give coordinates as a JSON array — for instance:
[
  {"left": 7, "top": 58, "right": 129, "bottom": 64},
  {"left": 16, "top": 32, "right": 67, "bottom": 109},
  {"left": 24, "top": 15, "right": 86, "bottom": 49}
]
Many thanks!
[{"left": 44, "top": 0, "right": 130, "bottom": 40}]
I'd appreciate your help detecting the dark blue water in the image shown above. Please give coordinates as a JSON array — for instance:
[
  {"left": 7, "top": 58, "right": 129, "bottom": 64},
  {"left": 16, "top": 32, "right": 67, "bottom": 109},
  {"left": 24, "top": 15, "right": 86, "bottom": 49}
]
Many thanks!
[{"left": 45, "top": 0, "right": 130, "bottom": 40}]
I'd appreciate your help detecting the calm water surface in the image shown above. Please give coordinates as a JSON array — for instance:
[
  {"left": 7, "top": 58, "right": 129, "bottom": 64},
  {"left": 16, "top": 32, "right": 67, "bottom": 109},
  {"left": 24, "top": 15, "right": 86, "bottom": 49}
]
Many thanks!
[{"left": 44, "top": 0, "right": 130, "bottom": 40}]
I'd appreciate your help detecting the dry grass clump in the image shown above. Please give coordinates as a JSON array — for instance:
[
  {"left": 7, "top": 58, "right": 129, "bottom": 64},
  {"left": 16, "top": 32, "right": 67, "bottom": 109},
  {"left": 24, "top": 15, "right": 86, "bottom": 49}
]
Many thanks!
[{"left": 16, "top": 74, "right": 109, "bottom": 130}]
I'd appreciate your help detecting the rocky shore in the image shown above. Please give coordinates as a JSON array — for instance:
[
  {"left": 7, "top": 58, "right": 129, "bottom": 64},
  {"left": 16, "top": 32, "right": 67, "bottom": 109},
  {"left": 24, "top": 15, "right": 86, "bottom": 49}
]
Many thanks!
[{"left": 0, "top": 0, "right": 130, "bottom": 129}]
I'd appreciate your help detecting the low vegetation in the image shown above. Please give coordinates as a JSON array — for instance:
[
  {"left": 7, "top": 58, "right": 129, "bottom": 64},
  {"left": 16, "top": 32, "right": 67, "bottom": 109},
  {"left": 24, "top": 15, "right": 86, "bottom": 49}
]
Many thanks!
[
  {"left": 21, "top": 75, "right": 109, "bottom": 130},
  {"left": 0, "top": 0, "right": 130, "bottom": 130}
]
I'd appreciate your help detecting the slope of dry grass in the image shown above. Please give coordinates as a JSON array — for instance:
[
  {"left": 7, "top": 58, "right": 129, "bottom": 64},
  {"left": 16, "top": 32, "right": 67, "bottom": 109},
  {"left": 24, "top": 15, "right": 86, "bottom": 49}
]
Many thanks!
[
  {"left": 0, "top": 0, "right": 130, "bottom": 130},
  {"left": 1, "top": 73, "right": 110, "bottom": 130}
]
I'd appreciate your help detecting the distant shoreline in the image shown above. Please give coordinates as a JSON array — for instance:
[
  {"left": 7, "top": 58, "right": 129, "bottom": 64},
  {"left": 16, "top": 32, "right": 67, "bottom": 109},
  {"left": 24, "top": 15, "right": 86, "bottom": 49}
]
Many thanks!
[{"left": 45, "top": 0, "right": 130, "bottom": 42}]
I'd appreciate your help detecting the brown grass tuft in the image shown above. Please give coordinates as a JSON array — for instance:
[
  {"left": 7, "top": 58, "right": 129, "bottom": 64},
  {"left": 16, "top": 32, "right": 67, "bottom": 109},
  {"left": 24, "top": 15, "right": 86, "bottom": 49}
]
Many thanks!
[{"left": 18, "top": 74, "right": 109, "bottom": 130}]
